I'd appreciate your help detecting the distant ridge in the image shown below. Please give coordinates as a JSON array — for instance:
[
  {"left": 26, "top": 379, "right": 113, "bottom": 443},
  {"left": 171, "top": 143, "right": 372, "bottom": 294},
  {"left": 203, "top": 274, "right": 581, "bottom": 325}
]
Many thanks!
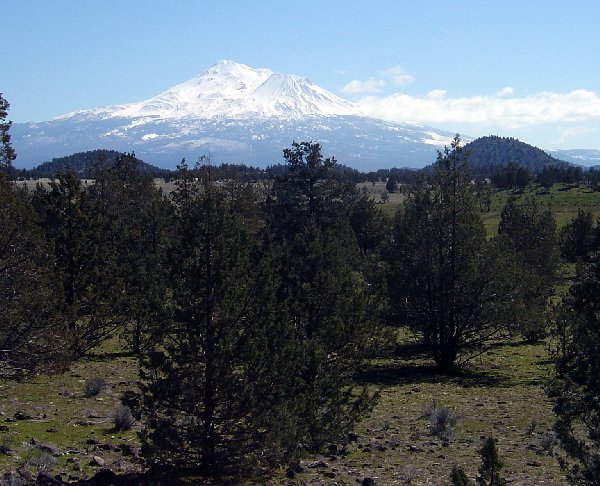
[
  {"left": 463, "top": 136, "right": 571, "bottom": 178},
  {"left": 19, "top": 150, "right": 173, "bottom": 179}
]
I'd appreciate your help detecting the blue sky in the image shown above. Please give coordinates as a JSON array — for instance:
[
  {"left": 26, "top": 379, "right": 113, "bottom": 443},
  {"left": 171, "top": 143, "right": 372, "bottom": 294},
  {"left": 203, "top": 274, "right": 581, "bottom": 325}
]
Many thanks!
[{"left": 4, "top": 0, "right": 600, "bottom": 150}]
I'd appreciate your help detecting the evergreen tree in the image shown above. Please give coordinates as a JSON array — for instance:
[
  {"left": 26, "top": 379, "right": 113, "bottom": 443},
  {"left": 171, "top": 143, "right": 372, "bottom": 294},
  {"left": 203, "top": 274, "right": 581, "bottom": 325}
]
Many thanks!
[
  {"left": 0, "top": 93, "right": 16, "bottom": 171},
  {"left": 140, "top": 168, "right": 295, "bottom": 473},
  {"left": 0, "top": 173, "right": 65, "bottom": 377},
  {"left": 550, "top": 254, "right": 600, "bottom": 484},
  {"left": 264, "top": 141, "right": 381, "bottom": 452},
  {"left": 497, "top": 196, "right": 558, "bottom": 341},
  {"left": 478, "top": 436, "right": 505, "bottom": 485},
  {"left": 385, "top": 176, "right": 397, "bottom": 193},
  {"left": 559, "top": 209, "right": 596, "bottom": 263},
  {"left": 90, "top": 153, "right": 173, "bottom": 354},
  {"left": 451, "top": 465, "right": 472, "bottom": 486},
  {"left": 33, "top": 171, "right": 123, "bottom": 355},
  {"left": 388, "top": 136, "right": 518, "bottom": 371}
]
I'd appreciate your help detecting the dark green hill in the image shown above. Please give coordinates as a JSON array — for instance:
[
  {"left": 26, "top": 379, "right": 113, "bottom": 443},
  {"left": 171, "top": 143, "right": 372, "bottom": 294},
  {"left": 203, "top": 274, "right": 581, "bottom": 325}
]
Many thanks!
[
  {"left": 464, "top": 136, "right": 571, "bottom": 178},
  {"left": 19, "top": 150, "right": 174, "bottom": 179}
]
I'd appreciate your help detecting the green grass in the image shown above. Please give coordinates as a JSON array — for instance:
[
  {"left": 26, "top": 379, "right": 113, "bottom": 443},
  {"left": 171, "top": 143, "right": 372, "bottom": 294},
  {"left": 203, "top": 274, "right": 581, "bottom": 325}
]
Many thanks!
[
  {"left": 284, "top": 334, "right": 564, "bottom": 485},
  {"left": 0, "top": 332, "right": 567, "bottom": 484},
  {"left": 0, "top": 339, "right": 140, "bottom": 481},
  {"left": 372, "top": 182, "right": 600, "bottom": 237}
]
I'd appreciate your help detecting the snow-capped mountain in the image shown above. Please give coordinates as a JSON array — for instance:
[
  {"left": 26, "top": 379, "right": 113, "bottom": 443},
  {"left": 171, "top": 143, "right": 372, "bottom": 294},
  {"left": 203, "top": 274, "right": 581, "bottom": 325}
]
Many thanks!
[
  {"left": 549, "top": 149, "right": 600, "bottom": 168},
  {"left": 11, "top": 60, "right": 458, "bottom": 170}
]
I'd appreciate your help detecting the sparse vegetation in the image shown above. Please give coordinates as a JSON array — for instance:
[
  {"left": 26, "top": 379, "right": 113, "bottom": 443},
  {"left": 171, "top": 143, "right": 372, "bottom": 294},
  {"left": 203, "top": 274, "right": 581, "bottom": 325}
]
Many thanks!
[
  {"left": 111, "top": 404, "right": 134, "bottom": 431},
  {"left": 84, "top": 377, "right": 108, "bottom": 396},
  {"left": 426, "top": 403, "right": 460, "bottom": 441}
]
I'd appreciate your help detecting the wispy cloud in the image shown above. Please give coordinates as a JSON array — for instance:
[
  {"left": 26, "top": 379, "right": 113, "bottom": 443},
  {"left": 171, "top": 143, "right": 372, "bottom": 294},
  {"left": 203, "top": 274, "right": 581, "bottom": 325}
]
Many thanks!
[
  {"left": 380, "top": 66, "right": 414, "bottom": 86},
  {"left": 341, "top": 78, "right": 386, "bottom": 94},
  {"left": 557, "top": 125, "right": 594, "bottom": 144},
  {"left": 496, "top": 87, "right": 514, "bottom": 97},
  {"left": 341, "top": 65, "right": 414, "bottom": 94},
  {"left": 355, "top": 89, "right": 600, "bottom": 127}
]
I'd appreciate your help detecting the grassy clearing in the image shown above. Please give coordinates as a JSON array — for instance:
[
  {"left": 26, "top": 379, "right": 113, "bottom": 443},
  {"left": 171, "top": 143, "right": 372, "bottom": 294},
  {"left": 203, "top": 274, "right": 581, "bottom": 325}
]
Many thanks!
[
  {"left": 372, "top": 182, "right": 600, "bottom": 236},
  {"left": 0, "top": 341, "right": 140, "bottom": 481},
  {"left": 286, "top": 334, "right": 563, "bottom": 485},
  {"left": 0, "top": 332, "right": 565, "bottom": 484},
  {"left": 483, "top": 183, "right": 600, "bottom": 235}
]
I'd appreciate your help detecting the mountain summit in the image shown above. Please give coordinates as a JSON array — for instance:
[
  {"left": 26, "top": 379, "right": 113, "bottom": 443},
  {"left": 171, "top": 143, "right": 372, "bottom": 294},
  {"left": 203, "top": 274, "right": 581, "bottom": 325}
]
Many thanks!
[
  {"left": 59, "top": 60, "right": 357, "bottom": 121},
  {"left": 12, "top": 61, "right": 457, "bottom": 169}
]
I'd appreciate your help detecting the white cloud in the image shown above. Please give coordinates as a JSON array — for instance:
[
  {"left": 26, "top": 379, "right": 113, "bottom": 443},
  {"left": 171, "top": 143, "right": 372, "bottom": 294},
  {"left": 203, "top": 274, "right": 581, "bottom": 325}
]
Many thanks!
[
  {"left": 341, "top": 65, "right": 414, "bottom": 95},
  {"left": 380, "top": 66, "right": 414, "bottom": 86},
  {"left": 496, "top": 87, "right": 514, "bottom": 96},
  {"left": 341, "top": 78, "right": 386, "bottom": 94},
  {"left": 355, "top": 89, "right": 600, "bottom": 128},
  {"left": 557, "top": 125, "right": 594, "bottom": 144}
]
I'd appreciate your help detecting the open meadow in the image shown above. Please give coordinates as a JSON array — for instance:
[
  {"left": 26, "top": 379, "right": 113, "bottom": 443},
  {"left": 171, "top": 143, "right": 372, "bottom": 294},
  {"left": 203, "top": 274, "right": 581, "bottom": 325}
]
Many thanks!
[{"left": 0, "top": 331, "right": 564, "bottom": 484}]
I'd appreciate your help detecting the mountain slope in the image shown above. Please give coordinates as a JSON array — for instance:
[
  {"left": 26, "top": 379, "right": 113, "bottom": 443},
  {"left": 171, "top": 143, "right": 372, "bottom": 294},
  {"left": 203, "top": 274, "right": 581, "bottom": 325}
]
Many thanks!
[
  {"left": 464, "top": 136, "right": 570, "bottom": 177},
  {"left": 11, "top": 60, "right": 458, "bottom": 170}
]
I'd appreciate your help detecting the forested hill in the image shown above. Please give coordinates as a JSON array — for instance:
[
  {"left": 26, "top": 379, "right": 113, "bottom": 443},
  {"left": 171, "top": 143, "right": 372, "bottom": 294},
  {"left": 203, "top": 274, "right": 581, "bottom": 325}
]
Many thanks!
[
  {"left": 18, "top": 150, "right": 174, "bottom": 179},
  {"left": 463, "top": 136, "right": 571, "bottom": 178}
]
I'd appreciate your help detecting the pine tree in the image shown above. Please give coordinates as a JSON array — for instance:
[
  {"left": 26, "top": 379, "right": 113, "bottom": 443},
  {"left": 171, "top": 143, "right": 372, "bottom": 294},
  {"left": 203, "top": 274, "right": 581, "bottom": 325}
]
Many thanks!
[
  {"left": 140, "top": 168, "right": 295, "bottom": 473},
  {"left": 451, "top": 465, "right": 472, "bottom": 486},
  {"left": 90, "top": 153, "right": 173, "bottom": 354},
  {"left": 559, "top": 209, "right": 596, "bottom": 263},
  {"left": 33, "top": 170, "right": 123, "bottom": 355},
  {"left": 497, "top": 196, "right": 558, "bottom": 341},
  {"left": 264, "top": 142, "right": 381, "bottom": 453},
  {"left": 0, "top": 93, "right": 16, "bottom": 171},
  {"left": 478, "top": 436, "right": 505, "bottom": 486},
  {"left": 0, "top": 173, "right": 64, "bottom": 377},
  {"left": 550, "top": 254, "right": 600, "bottom": 484}
]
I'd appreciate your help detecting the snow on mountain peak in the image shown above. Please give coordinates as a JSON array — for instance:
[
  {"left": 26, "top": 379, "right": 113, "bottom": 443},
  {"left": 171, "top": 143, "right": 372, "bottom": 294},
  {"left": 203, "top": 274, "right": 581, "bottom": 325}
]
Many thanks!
[{"left": 57, "top": 61, "right": 358, "bottom": 121}]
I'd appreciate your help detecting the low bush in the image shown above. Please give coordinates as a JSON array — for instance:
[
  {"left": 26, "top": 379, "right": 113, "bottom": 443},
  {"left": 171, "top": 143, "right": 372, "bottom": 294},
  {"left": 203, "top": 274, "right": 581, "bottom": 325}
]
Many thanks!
[
  {"left": 421, "top": 401, "right": 460, "bottom": 441},
  {"left": 111, "top": 404, "right": 134, "bottom": 431},
  {"left": 84, "top": 377, "right": 108, "bottom": 396}
]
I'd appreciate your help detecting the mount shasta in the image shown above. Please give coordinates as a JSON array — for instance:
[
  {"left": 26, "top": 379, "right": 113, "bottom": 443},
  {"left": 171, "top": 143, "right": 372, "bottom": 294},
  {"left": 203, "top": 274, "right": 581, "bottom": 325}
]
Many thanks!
[{"left": 12, "top": 60, "right": 462, "bottom": 169}]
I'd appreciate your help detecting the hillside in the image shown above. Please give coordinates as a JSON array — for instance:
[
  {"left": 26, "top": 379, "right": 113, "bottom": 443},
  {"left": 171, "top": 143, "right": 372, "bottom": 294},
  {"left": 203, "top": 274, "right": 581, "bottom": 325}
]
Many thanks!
[
  {"left": 464, "top": 136, "right": 571, "bottom": 178},
  {"left": 18, "top": 150, "right": 173, "bottom": 179}
]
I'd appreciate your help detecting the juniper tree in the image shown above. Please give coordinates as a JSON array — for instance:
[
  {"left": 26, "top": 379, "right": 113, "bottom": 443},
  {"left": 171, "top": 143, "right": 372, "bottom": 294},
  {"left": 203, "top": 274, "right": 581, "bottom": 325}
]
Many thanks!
[
  {"left": 33, "top": 170, "right": 124, "bottom": 355},
  {"left": 550, "top": 254, "right": 600, "bottom": 484},
  {"left": 0, "top": 93, "right": 16, "bottom": 171},
  {"left": 90, "top": 153, "right": 173, "bottom": 354},
  {"left": 559, "top": 209, "right": 596, "bottom": 263},
  {"left": 264, "top": 141, "right": 381, "bottom": 453},
  {"left": 387, "top": 136, "right": 519, "bottom": 371},
  {"left": 478, "top": 436, "right": 505, "bottom": 486},
  {"left": 0, "top": 173, "right": 65, "bottom": 377},
  {"left": 497, "top": 196, "right": 558, "bottom": 341},
  {"left": 140, "top": 167, "right": 295, "bottom": 473}
]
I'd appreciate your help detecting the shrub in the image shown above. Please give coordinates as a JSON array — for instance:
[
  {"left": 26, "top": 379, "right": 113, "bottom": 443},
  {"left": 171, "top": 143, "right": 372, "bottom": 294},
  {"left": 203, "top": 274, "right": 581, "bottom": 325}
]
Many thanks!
[
  {"left": 111, "top": 404, "right": 134, "bottom": 431},
  {"left": 84, "top": 377, "right": 108, "bottom": 396},
  {"left": 421, "top": 401, "right": 460, "bottom": 441},
  {"left": 25, "top": 449, "right": 57, "bottom": 472},
  {"left": 538, "top": 431, "right": 558, "bottom": 454},
  {"left": 451, "top": 465, "right": 472, "bottom": 486}
]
